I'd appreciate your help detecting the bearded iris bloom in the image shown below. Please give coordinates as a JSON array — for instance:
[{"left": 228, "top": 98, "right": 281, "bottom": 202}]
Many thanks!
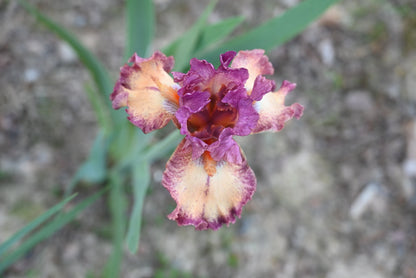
[{"left": 111, "top": 49, "right": 303, "bottom": 230}]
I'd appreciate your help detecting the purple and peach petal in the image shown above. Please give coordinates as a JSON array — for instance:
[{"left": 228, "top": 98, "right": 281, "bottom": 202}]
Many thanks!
[
  {"left": 110, "top": 51, "right": 179, "bottom": 133},
  {"left": 250, "top": 75, "right": 276, "bottom": 101},
  {"left": 231, "top": 49, "right": 274, "bottom": 94},
  {"left": 252, "top": 80, "right": 304, "bottom": 133},
  {"left": 232, "top": 97, "right": 260, "bottom": 136},
  {"left": 207, "top": 128, "right": 243, "bottom": 164},
  {"left": 163, "top": 139, "right": 256, "bottom": 230}
]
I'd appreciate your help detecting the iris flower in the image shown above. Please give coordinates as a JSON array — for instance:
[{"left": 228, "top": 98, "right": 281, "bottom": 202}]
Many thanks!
[{"left": 111, "top": 49, "right": 303, "bottom": 230}]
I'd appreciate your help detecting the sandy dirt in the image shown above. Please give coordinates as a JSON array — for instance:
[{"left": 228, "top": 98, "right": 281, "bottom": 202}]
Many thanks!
[{"left": 1, "top": 0, "right": 416, "bottom": 277}]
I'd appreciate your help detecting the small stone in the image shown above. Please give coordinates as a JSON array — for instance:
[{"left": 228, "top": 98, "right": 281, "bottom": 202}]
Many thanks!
[
  {"left": 318, "top": 39, "right": 335, "bottom": 66},
  {"left": 58, "top": 42, "right": 77, "bottom": 63},
  {"left": 153, "top": 169, "right": 163, "bottom": 183},
  {"left": 404, "top": 55, "right": 416, "bottom": 102},
  {"left": 23, "top": 68, "right": 40, "bottom": 83},
  {"left": 403, "top": 160, "right": 416, "bottom": 177},
  {"left": 349, "top": 183, "right": 386, "bottom": 220},
  {"left": 319, "top": 5, "right": 351, "bottom": 27},
  {"left": 345, "top": 90, "right": 377, "bottom": 120},
  {"left": 327, "top": 256, "right": 385, "bottom": 278},
  {"left": 62, "top": 242, "right": 81, "bottom": 262}
]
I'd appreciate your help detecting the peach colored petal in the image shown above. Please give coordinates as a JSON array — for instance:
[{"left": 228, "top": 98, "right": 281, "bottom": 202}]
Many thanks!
[
  {"left": 253, "top": 80, "right": 303, "bottom": 133},
  {"left": 231, "top": 49, "right": 274, "bottom": 94},
  {"left": 162, "top": 139, "right": 256, "bottom": 230},
  {"left": 111, "top": 51, "right": 179, "bottom": 133}
]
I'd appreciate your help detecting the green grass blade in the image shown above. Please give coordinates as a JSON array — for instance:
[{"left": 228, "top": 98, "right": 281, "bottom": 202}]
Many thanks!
[
  {"left": 125, "top": 0, "right": 155, "bottom": 59},
  {"left": 126, "top": 162, "right": 150, "bottom": 254},
  {"left": 172, "top": 0, "right": 218, "bottom": 71},
  {"left": 18, "top": 0, "right": 118, "bottom": 123},
  {"left": 0, "top": 189, "right": 106, "bottom": 274},
  {"left": 199, "top": 0, "right": 340, "bottom": 63},
  {"left": 0, "top": 194, "right": 76, "bottom": 257},
  {"left": 77, "top": 130, "right": 109, "bottom": 182},
  {"left": 85, "top": 84, "right": 112, "bottom": 132},
  {"left": 196, "top": 16, "right": 245, "bottom": 52},
  {"left": 163, "top": 15, "right": 243, "bottom": 58},
  {"left": 64, "top": 130, "right": 110, "bottom": 197},
  {"left": 114, "top": 130, "right": 181, "bottom": 172},
  {"left": 104, "top": 174, "right": 127, "bottom": 278},
  {"left": 109, "top": 123, "right": 152, "bottom": 164},
  {"left": 142, "top": 130, "right": 182, "bottom": 162}
]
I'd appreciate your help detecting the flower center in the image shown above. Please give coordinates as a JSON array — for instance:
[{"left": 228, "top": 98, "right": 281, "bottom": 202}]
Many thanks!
[{"left": 187, "top": 96, "right": 237, "bottom": 145}]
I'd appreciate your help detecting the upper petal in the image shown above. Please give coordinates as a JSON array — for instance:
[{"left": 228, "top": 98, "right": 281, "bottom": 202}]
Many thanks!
[
  {"left": 162, "top": 139, "right": 256, "bottom": 230},
  {"left": 230, "top": 49, "right": 274, "bottom": 94},
  {"left": 110, "top": 51, "right": 179, "bottom": 133},
  {"left": 253, "top": 80, "right": 304, "bottom": 133}
]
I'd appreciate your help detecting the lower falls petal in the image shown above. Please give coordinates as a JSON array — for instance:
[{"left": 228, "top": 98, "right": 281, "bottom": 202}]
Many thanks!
[{"left": 162, "top": 139, "right": 256, "bottom": 230}]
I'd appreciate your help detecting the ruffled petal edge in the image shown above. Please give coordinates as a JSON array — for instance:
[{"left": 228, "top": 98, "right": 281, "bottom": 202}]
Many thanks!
[{"left": 162, "top": 139, "right": 256, "bottom": 230}]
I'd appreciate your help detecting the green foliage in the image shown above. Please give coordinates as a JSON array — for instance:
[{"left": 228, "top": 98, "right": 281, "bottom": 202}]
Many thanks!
[
  {"left": 0, "top": 195, "right": 76, "bottom": 258},
  {"left": 125, "top": 0, "right": 155, "bottom": 58},
  {"left": 5, "top": 0, "right": 339, "bottom": 274},
  {"left": 125, "top": 162, "right": 151, "bottom": 254},
  {"left": 196, "top": 16, "right": 245, "bottom": 52},
  {"left": 227, "top": 253, "right": 239, "bottom": 268},
  {"left": 17, "top": 0, "right": 114, "bottom": 107},
  {"left": 163, "top": 14, "right": 245, "bottom": 67},
  {"left": 200, "top": 0, "right": 340, "bottom": 64},
  {"left": 103, "top": 174, "right": 127, "bottom": 278},
  {"left": 168, "top": 0, "right": 218, "bottom": 71},
  {"left": 0, "top": 190, "right": 106, "bottom": 273}
]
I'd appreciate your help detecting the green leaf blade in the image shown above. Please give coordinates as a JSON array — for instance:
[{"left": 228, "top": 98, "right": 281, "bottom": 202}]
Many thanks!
[
  {"left": 18, "top": 0, "right": 119, "bottom": 124},
  {"left": 0, "top": 195, "right": 76, "bottom": 258},
  {"left": 126, "top": 162, "right": 151, "bottom": 254},
  {"left": 142, "top": 130, "right": 183, "bottom": 163},
  {"left": 0, "top": 190, "right": 106, "bottom": 274},
  {"left": 172, "top": 0, "right": 218, "bottom": 71},
  {"left": 196, "top": 15, "right": 245, "bottom": 52},
  {"left": 125, "top": 0, "right": 155, "bottom": 59},
  {"left": 104, "top": 174, "right": 127, "bottom": 278},
  {"left": 199, "top": 0, "right": 340, "bottom": 63}
]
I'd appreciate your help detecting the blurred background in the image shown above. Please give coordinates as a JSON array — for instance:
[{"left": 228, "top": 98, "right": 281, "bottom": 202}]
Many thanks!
[{"left": 1, "top": 0, "right": 416, "bottom": 277}]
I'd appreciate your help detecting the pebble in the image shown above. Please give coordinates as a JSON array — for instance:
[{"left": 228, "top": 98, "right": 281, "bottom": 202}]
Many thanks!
[
  {"left": 345, "top": 90, "right": 377, "bottom": 120},
  {"left": 349, "top": 183, "right": 385, "bottom": 220},
  {"left": 58, "top": 42, "right": 77, "bottom": 63},
  {"left": 318, "top": 38, "right": 335, "bottom": 66},
  {"left": 23, "top": 68, "right": 40, "bottom": 83},
  {"left": 404, "top": 55, "right": 416, "bottom": 102}
]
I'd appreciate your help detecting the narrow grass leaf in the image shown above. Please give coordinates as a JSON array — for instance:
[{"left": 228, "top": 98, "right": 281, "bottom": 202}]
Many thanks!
[
  {"left": 113, "top": 130, "right": 181, "bottom": 173},
  {"left": 109, "top": 122, "right": 152, "bottom": 165},
  {"left": 85, "top": 84, "right": 112, "bottom": 132},
  {"left": 103, "top": 174, "right": 127, "bottom": 278},
  {"left": 199, "top": 0, "right": 340, "bottom": 63},
  {"left": 163, "top": 15, "right": 243, "bottom": 58},
  {"left": 172, "top": 0, "right": 218, "bottom": 71},
  {"left": 196, "top": 16, "right": 245, "bottom": 52},
  {"left": 76, "top": 130, "right": 109, "bottom": 183},
  {"left": 125, "top": 0, "right": 155, "bottom": 58},
  {"left": 64, "top": 130, "right": 110, "bottom": 197},
  {"left": 0, "top": 194, "right": 76, "bottom": 257},
  {"left": 0, "top": 189, "right": 106, "bottom": 274},
  {"left": 142, "top": 130, "right": 182, "bottom": 162},
  {"left": 126, "top": 162, "right": 150, "bottom": 254},
  {"left": 18, "top": 0, "right": 119, "bottom": 124},
  {"left": 112, "top": 130, "right": 151, "bottom": 172}
]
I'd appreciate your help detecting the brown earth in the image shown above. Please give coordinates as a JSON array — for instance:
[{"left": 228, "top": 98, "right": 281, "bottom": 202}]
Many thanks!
[{"left": 1, "top": 0, "right": 416, "bottom": 277}]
